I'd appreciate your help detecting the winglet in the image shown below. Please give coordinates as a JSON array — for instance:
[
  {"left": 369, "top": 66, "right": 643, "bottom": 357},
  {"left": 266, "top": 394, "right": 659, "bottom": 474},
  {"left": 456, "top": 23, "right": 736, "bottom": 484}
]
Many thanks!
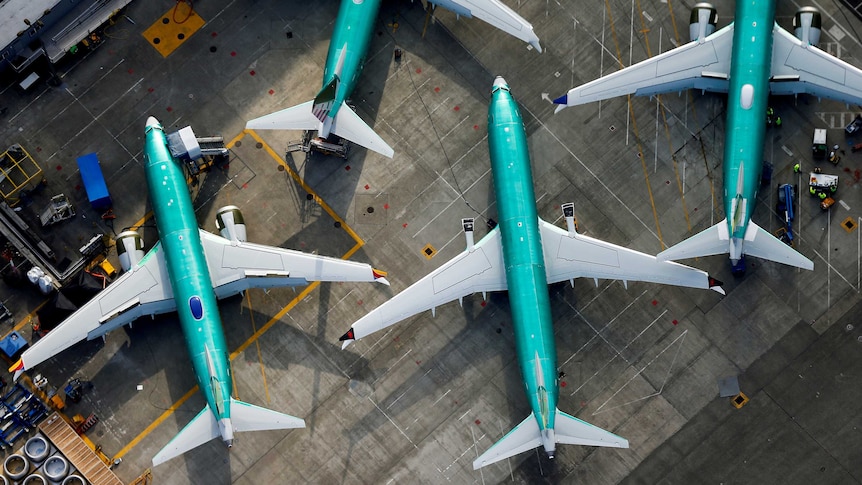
[
  {"left": 339, "top": 328, "right": 355, "bottom": 349},
  {"left": 9, "top": 359, "right": 24, "bottom": 381},
  {"left": 372, "top": 269, "right": 390, "bottom": 286},
  {"left": 708, "top": 276, "right": 726, "bottom": 295}
]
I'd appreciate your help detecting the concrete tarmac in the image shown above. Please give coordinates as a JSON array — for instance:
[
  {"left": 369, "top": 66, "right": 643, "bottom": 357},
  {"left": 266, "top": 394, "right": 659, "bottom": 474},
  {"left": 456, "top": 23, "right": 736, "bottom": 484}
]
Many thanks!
[{"left": 0, "top": 1, "right": 860, "bottom": 483}]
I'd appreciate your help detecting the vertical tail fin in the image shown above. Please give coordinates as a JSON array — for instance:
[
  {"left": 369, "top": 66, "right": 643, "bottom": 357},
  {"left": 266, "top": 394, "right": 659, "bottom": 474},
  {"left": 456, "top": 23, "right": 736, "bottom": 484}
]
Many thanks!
[
  {"left": 312, "top": 43, "right": 347, "bottom": 123},
  {"left": 472, "top": 409, "right": 627, "bottom": 469},
  {"left": 312, "top": 75, "right": 338, "bottom": 123}
]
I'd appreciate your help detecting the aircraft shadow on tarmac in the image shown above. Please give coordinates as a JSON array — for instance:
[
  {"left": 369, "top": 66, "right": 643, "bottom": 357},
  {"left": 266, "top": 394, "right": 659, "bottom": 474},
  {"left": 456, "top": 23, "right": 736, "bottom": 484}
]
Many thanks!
[{"left": 335, "top": 291, "right": 546, "bottom": 478}]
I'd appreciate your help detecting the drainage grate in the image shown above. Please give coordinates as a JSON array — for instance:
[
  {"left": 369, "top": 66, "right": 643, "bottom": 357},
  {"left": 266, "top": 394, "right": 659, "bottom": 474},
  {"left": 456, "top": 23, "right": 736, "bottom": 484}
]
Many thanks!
[
  {"left": 422, "top": 243, "right": 436, "bottom": 259},
  {"left": 731, "top": 392, "right": 749, "bottom": 409}
]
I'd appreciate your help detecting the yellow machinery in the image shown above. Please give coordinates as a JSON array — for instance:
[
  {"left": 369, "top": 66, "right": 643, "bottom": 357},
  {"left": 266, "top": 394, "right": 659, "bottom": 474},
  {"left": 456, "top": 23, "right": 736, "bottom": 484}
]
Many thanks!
[{"left": 0, "top": 145, "right": 44, "bottom": 204}]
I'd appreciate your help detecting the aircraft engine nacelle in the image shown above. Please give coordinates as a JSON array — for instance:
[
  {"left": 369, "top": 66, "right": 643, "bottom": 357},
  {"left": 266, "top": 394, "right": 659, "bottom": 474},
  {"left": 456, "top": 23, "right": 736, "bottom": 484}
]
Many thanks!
[
  {"left": 689, "top": 3, "right": 717, "bottom": 42},
  {"left": 117, "top": 230, "right": 145, "bottom": 272},
  {"left": 215, "top": 205, "right": 247, "bottom": 242},
  {"left": 793, "top": 7, "right": 821, "bottom": 47}
]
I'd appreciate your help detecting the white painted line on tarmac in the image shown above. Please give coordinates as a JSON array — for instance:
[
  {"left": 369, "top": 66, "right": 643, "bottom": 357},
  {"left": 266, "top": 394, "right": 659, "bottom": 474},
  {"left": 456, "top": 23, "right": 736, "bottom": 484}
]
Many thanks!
[
  {"left": 593, "top": 329, "right": 688, "bottom": 415},
  {"left": 386, "top": 368, "right": 432, "bottom": 410},
  {"left": 568, "top": 309, "right": 667, "bottom": 396},
  {"left": 372, "top": 348, "right": 413, "bottom": 386},
  {"left": 560, "top": 289, "right": 649, "bottom": 369},
  {"left": 367, "top": 395, "right": 417, "bottom": 448}
]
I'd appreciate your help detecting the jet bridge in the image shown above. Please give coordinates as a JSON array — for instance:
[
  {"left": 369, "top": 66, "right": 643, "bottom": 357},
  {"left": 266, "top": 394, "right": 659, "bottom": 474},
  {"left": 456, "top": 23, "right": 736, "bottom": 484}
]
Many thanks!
[{"left": 167, "top": 127, "right": 228, "bottom": 176}]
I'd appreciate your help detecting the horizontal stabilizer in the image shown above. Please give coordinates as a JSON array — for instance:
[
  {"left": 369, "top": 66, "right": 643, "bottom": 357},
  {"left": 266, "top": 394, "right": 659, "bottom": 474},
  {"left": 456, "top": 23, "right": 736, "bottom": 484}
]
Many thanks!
[
  {"left": 554, "top": 409, "right": 629, "bottom": 448},
  {"left": 230, "top": 398, "right": 306, "bottom": 432},
  {"left": 741, "top": 220, "right": 814, "bottom": 270},
  {"left": 473, "top": 409, "right": 627, "bottom": 469},
  {"left": 152, "top": 405, "right": 220, "bottom": 467},
  {"left": 473, "top": 413, "right": 541, "bottom": 469},
  {"left": 658, "top": 219, "right": 813, "bottom": 270},
  {"left": 657, "top": 220, "right": 730, "bottom": 262},
  {"left": 246, "top": 101, "right": 320, "bottom": 131},
  {"left": 331, "top": 101, "right": 394, "bottom": 158}
]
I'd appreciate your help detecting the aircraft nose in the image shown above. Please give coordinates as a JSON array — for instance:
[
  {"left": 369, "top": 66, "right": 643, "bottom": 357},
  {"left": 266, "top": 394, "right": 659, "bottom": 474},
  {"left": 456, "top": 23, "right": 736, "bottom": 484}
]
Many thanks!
[
  {"left": 493, "top": 76, "right": 508, "bottom": 89},
  {"left": 146, "top": 116, "right": 159, "bottom": 128}
]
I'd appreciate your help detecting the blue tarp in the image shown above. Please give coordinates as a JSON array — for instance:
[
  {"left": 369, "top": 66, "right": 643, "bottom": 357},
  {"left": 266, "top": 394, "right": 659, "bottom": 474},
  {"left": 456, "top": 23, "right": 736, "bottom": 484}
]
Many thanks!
[
  {"left": 76, "top": 152, "right": 112, "bottom": 211},
  {"left": 0, "top": 331, "right": 27, "bottom": 360}
]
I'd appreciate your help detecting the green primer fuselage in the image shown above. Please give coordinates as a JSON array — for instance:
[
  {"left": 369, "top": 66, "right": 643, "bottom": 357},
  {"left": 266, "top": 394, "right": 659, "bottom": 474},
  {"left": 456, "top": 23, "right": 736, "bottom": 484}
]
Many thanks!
[
  {"left": 724, "top": 1, "right": 776, "bottom": 239},
  {"left": 488, "top": 82, "right": 558, "bottom": 431},
  {"left": 323, "top": 0, "right": 383, "bottom": 119},
  {"left": 144, "top": 122, "right": 232, "bottom": 422}
]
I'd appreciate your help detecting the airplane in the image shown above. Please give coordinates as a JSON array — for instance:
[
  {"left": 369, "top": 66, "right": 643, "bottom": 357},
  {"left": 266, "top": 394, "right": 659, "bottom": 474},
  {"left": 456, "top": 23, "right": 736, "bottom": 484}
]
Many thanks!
[
  {"left": 9, "top": 116, "right": 391, "bottom": 466},
  {"left": 246, "top": 0, "right": 542, "bottom": 158},
  {"left": 549, "top": 2, "right": 862, "bottom": 272},
  {"left": 339, "top": 77, "right": 725, "bottom": 469}
]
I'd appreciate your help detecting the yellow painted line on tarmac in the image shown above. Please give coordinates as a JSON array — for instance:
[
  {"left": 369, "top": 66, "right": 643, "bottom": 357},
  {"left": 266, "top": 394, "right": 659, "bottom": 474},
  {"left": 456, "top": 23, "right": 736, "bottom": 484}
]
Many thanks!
[
  {"left": 604, "top": 0, "right": 664, "bottom": 248},
  {"left": 633, "top": 2, "right": 692, "bottom": 236},
  {"left": 225, "top": 130, "right": 246, "bottom": 150},
  {"left": 113, "top": 129, "right": 368, "bottom": 461},
  {"left": 129, "top": 212, "right": 153, "bottom": 231},
  {"left": 245, "top": 290, "right": 270, "bottom": 403},
  {"left": 664, "top": 0, "right": 721, "bottom": 228},
  {"left": 113, "top": 280, "right": 323, "bottom": 461},
  {"left": 112, "top": 386, "right": 199, "bottom": 461},
  {"left": 9, "top": 300, "right": 47, "bottom": 335},
  {"left": 244, "top": 129, "right": 366, "bottom": 246}
]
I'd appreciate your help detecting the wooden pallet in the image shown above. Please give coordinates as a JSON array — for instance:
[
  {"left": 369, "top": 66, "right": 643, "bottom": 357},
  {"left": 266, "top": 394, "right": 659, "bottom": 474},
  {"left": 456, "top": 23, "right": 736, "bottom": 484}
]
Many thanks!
[{"left": 39, "top": 413, "right": 123, "bottom": 485}]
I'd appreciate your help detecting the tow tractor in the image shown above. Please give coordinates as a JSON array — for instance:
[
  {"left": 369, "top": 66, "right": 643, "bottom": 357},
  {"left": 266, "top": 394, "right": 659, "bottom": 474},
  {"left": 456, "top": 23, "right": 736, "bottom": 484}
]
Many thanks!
[
  {"left": 808, "top": 171, "right": 839, "bottom": 210},
  {"left": 287, "top": 130, "right": 350, "bottom": 159},
  {"left": 776, "top": 184, "right": 796, "bottom": 245}
]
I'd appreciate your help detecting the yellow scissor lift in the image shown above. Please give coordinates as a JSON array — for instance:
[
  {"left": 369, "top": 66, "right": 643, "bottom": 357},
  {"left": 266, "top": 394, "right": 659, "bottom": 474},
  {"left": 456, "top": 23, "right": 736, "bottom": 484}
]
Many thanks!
[{"left": 0, "top": 145, "right": 45, "bottom": 206}]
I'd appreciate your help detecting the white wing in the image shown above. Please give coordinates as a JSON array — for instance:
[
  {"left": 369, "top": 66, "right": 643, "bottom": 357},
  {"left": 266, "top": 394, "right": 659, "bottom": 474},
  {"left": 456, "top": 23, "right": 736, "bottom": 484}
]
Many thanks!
[
  {"left": 16, "top": 243, "right": 175, "bottom": 372},
  {"left": 199, "top": 230, "right": 389, "bottom": 299},
  {"left": 539, "top": 220, "right": 723, "bottom": 293},
  {"left": 427, "top": 0, "right": 542, "bottom": 52},
  {"left": 340, "top": 228, "right": 506, "bottom": 347},
  {"left": 554, "top": 24, "right": 735, "bottom": 111},
  {"left": 770, "top": 25, "right": 862, "bottom": 104}
]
